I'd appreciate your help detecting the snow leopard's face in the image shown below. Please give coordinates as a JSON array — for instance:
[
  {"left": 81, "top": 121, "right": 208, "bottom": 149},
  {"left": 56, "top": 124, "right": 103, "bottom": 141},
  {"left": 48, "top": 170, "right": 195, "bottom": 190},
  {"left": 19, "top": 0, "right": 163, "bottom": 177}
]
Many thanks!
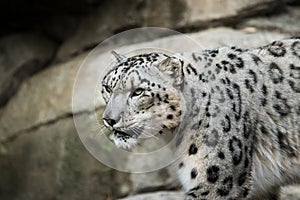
[{"left": 101, "top": 52, "right": 184, "bottom": 149}]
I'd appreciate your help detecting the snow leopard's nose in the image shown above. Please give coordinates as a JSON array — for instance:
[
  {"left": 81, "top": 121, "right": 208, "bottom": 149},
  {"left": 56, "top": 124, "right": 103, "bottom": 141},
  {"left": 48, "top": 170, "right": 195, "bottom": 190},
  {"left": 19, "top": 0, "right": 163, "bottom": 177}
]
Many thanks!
[{"left": 103, "top": 118, "right": 116, "bottom": 127}]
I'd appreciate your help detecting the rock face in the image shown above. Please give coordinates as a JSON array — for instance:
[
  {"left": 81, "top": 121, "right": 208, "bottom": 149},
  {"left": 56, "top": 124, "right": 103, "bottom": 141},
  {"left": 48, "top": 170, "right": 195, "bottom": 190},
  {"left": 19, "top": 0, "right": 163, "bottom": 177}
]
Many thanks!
[
  {"left": 241, "top": 6, "right": 300, "bottom": 35},
  {"left": 142, "top": 0, "right": 275, "bottom": 28},
  {"left": 0, "top": 33, "right": 57, "bottom": 107},
  {"left": 0, "top": 114, "right": 131, "bottom": 200},
  {"left": 57, "top": 0, "right": 281, "bottom": 60},
  {"left": 0, "top": 53, "right": 84, "bottom": 140}
]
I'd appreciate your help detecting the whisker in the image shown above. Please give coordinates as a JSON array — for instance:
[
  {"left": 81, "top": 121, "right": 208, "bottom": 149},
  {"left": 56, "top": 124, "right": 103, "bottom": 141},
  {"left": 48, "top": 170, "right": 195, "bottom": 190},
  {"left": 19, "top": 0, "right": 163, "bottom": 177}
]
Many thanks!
[
  {"left": 131, "top": 128, "right": 140, "bottom": 136},
  {"left": 135, "top": 126, "right": 160, "bottom": 140},
  {"left": 140, "top": 126, "right": 161, "bottom": 134},
  {"left": 132, "top": 127, "right": 150, "bottom": 138},
  {"left": 139, "top": 124, "right": 161, "bottom": 131}
]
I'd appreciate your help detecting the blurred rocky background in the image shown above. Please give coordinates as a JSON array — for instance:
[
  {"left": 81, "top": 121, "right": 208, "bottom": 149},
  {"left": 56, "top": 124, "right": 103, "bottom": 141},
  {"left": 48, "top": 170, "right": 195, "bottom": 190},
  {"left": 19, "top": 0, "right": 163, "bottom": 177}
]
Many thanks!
[{"left": 0, "top": 0, "right": 300, "bottom": 199}]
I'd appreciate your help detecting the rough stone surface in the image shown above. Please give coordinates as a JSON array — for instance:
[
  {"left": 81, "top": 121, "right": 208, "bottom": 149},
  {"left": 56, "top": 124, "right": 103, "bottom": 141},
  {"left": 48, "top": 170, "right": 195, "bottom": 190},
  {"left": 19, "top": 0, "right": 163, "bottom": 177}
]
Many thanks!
[
  {"left": 119, "top": 191, "right": 185, "bottom": 200},
  {"left": 56, "top": 0, "right": 144, "bottom": 60},
  {"left": 0, "top": 109, "right": 176, "bottom": 200},
  {"left": 42, "top": 15, "right": 82, "bottom": 42},
  {"left": 0, "top": 113, "right": 131, "bottom": 200},
  {"left": 142, "top": 0, "right": 280, "bottom": 29},
  {"left": 0, "top": 33, "right": 57, "bottom": 107},
  {"left": 241, "top": 6, "right": 300, "bottom": 35},
  {"left": 0, "top": 0, "right": 104, "bottom": 38},
  {"left": 0, "top": 27, "right": 289, "bottom": 142},
  {"left": 57, "top": 0, "right": 281, "bottom": 60},
  {"left": 0, "top": 54, "right": 85, "bottom": 140}
]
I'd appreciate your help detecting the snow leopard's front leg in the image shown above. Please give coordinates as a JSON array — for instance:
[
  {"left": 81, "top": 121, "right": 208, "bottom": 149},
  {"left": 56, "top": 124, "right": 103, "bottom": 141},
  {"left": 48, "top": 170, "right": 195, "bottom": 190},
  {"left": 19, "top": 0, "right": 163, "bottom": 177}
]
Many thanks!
[{"left": 177, "top": 100, "right": 255, "bottom": 199}]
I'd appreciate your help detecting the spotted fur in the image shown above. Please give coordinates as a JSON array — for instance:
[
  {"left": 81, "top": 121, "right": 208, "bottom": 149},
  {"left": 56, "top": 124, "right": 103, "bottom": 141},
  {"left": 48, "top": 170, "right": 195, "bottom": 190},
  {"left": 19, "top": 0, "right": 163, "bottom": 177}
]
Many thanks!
[{"left": 101, "top": 38, "right": 300, "bottom": 199}]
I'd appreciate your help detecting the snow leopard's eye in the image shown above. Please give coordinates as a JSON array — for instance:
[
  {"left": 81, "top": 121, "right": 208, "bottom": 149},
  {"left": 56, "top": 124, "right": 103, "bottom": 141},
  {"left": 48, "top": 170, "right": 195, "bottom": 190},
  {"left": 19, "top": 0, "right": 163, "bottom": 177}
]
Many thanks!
[
  {"left": 103, "top": 85, "right": 112, "bottom": 94},
  {"left": 131, "top": 88, "right": 145, "bottom": 97}
]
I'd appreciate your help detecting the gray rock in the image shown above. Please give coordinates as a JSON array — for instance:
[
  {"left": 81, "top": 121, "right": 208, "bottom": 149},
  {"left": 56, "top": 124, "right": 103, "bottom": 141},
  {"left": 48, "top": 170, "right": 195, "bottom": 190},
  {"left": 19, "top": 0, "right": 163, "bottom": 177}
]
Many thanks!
[
  {"left": 0, "top": 33, "right": 57, "bottom": 107},
  {"left": 0, "top": 113, "right": 131, "bottom": 200},
  {"left": 240, "top": 6, "right": 300, "bottom": 35},
  {"left": 42, "top": 15, "right": 81, "bottom": 42},
  {"left": 0, "top": 28, "right": 289, "bottom": 142},
  {"left": 57, "top": 0, "right": 280, "bottom": 60},
  {"left": 56, "top": 0, "right": 145, "bottom": 61},
  {"left": 143, "top": 0, "right": 281, "bottom": 30},
  {"left": 0, "top": 53, "right": 86, "bottom": 140},
  {"left": 0, "top": 108, "right": 176, "bottom": 200},
  {"left": 119, "top": 191, "right": 185, "bottom": 200}
]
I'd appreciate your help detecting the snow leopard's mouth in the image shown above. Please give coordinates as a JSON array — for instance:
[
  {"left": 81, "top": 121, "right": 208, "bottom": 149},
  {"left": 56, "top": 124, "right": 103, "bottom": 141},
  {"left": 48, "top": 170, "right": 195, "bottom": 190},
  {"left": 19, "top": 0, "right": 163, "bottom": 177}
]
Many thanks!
[
  {"left": 112, "top": 129, "right": 138, "bottom": 149},
  {"left": 114, "top": 130, "right": 131, "bottom": 138}
]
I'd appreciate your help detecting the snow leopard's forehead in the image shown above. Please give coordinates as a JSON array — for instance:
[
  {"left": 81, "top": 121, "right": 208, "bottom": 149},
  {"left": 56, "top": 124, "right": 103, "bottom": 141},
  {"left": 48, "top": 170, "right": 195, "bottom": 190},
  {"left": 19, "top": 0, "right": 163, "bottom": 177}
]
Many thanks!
[{"left": 102, "top": 53, "right": 169, "bottom": 90}]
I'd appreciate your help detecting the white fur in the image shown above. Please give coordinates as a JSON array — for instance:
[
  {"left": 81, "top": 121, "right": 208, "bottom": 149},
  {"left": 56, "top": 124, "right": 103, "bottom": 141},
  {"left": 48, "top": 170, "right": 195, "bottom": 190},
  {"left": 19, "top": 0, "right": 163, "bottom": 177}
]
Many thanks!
[{"left": 112, "top": 134, "right": 138, "bottom": 149}]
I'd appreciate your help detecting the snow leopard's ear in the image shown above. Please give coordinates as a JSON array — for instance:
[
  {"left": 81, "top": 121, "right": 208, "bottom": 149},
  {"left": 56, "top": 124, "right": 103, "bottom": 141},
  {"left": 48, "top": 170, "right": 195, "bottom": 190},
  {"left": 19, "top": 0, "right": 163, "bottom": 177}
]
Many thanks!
[
  {"left": 111, "top": 50, "right": 126, "bottom": 62},
  {"left": 156, "top": 56, "right": 184, "bottom": 86}
]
